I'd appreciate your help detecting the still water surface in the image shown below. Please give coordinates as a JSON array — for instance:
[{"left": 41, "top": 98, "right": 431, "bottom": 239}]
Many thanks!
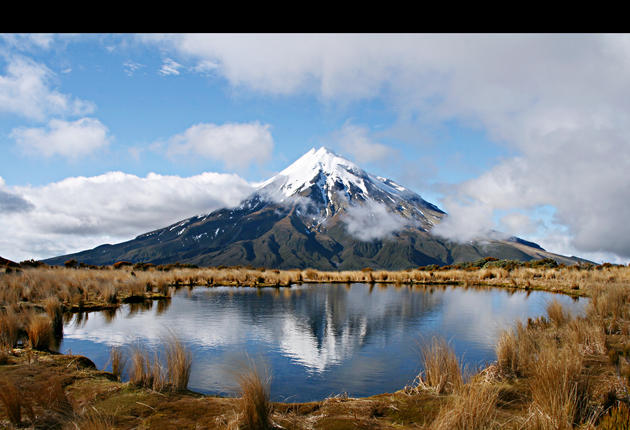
[{"left": 61, "top": 284, "right": 585, "bottom": 402}]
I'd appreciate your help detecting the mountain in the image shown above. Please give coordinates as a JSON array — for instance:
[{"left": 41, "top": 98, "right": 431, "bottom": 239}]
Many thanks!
[{"left": 44, "top": 147, "right": 586, "bottom": 269}]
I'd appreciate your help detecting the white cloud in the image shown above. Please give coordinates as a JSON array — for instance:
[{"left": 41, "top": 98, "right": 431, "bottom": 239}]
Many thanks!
[
  {"left": 0, "top": 172, "right": 254, "bottom": 261},
  {"left": 11, "top": 117, "right": 111, "bottom": 159},
  {"left": 0, "top": 56, "right": 95, "bottom": 120},
  {"left": 334, "top": 123, "right": 396, "bottom": 164},
  {"left": 123, "top": 60, "right": 144, "bottom": 76},
  {"left": 159, "top": 58, "right": 182, "bottom": 76},
  {"left": 165, "top": 122, "right": 274, "bottom": 169},
  {"left": 343, "top": 200, "right": 407, "bottom": 241},
  {"left": 140, "top": 34, "right": 630, "bottom": 260},
  {"left": 0, "top": 34, "right": 55, "bottom": 51}
]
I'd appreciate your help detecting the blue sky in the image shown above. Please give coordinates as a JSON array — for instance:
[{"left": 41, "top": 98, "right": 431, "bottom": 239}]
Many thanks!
[{"left": 1, "top": 34, "right": 629, "bottom": 263}]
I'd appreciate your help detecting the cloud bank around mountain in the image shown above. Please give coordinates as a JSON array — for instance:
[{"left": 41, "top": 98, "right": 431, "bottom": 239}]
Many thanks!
[
  {"left": 0, "top": 172, "right": 254, "bottom": 261},
  {"left": 142, "top": 34, "right": 630, "bottom": 261}
]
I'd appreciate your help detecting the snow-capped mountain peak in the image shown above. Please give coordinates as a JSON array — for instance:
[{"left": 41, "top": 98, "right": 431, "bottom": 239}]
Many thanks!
[
  {"left": 259, "top": 147, "right": 366, "bottom": 198},
  {"left": 257, "top": 147, "right": 445, "bottom": 227}
]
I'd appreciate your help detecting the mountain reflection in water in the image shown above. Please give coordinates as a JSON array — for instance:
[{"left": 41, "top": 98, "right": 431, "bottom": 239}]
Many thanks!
[{"left": 61, "top": 284, "right": 585, "bottom": 402}]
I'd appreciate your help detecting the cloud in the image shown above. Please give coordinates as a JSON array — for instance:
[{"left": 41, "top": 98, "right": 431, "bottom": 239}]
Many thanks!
[
  {"left": 11, "top": 117, "right": 111, "bottom": 159},
  {"left": 139, "top": 34, "right": 630, "bottom": 260},
  {"left": 0, "top": 178, "right": 33, "bottom": 213},
  {"left": 0, "top": 171, "right": 254, "bottom": 261},
  {"left": 123, "top": 60, "right": 144, "bottom": 76},
  {"left": 343, "top": 200, "right": 407, "bottom": 241},
  {"left": 0, "top": 56, "right": 95, "bottom": 120},
  {"left": 334, "top": 123, "right": 396, "bottom": 164},
  {"left": 165, "top": 122, "right": 274, "bottom": 169},
  {"left": 0, "top": 34, "right": 55, "bottom": 51},
  {"left": 159, "top": 58, "right": 182, "bottom": 76}
]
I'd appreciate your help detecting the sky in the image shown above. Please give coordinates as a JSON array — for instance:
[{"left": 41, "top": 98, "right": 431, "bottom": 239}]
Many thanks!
[{"left": 0, "top": 33, "right": 629, "bottom": 264}]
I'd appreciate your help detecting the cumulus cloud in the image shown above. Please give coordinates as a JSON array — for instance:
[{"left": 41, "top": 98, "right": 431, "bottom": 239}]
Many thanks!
[
  {"left": 0, "top": 172, "right": 254, "bottom": 261},
  {"left": 0, "top": 178, "right": 33, "bottom": 213},
  {"left": 343, "top": 200, "right": 407, "bottom": 241},
  {"left": 334, "top": 123, "right": 396, "bottom": 164},
  {"left": 140, "top": 34, "right": 630, "bottom": 260},
  {"left": 0, "top": 56, "right": 95, "bottom": 120},
  {"left": 11, "top": 117, "right": 111, "bottom": 158},
  {"left": 165, "top": 122, "right": 274, "bottom": 169}
]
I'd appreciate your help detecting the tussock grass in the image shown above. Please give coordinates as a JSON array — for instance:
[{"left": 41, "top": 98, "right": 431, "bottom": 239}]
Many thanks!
[
  {"left": 0, "top": 377, "right": 29, "bottom": 426},
  {"left": 109, "top": 346, "right": 126, "bottom": 381},
  {"left": 26, "top": 312, "right": 54, "bottom": 350},
  {"left": 546, "top": 299, "right": 570, "bottom": 326},
  {"left": 526, "top": 342, "right": 588, "bottom": 429},
  {"left": 165, "top": 333, "right": 192, "bottom": 391},
  {"left": 0, "top": 308, "right": 20, "bottom": 348},
  {"left": 236, "top": 360, "right": 272, "bottom": 430},
  {"left": 417, "top": 337, "right": 463, "bottom": 395},
  {"left": 34, "top": 375, "right": 74, "bottom": 420},
  {"left": 431, "top": 381, "right": 500, "bottom": 430}
]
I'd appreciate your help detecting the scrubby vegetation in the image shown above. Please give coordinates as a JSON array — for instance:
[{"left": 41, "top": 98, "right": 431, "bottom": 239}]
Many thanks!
[{"left": 1, "top": 259, "right": 630, "bottom": 428}]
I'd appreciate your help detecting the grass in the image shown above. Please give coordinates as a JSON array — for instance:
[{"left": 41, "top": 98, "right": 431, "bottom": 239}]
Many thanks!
[
  {"left": 416, "top": 337, "right": 463, "bottom": 395},
  {"left": 0, "top": 377, "right": 27, "bottom": 426},
  {"left": 26, "top": 312, "right": 54, "bottom": 350},
  {"left": 2, "top": 262, "right": 630, "bottom": 428},
  {"left": 431, "top": 381, "right": 500, "bottom": 430},
  {"left": 109, "top": 346, "right": 126, "bottom": 381},
  {"left": 236, "top": 359, "right": 272, "bottom": 430},
  {"left": 165, "top": 333, "right": 192, "bottom": 391}
]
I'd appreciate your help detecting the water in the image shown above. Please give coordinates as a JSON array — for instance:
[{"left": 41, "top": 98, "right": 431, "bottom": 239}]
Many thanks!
[{"left": 60, "top": 284, "right": 586, "bottom": 402}]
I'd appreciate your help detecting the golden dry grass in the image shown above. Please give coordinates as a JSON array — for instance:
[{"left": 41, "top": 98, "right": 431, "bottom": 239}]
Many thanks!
[
  {"left": 431, "top": 381, "right": 500, "bottom": 430},
  {"left": 416, "top": 337, "right": 463, "bottom": 395},
  {"left": 236, "top": 360, "right": 272, "bottom": 430},
  {"left": 26, "top": 312, "right": 54, "bottom": 350},
  {"left": 165, "top": 333, "right": 192, "bottom": 392}
]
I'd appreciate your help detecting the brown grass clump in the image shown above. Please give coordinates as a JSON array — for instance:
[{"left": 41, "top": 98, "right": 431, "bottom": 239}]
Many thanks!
[
  {"left": 65, "top": 408, "right": 113, "bottom": 430},
  {"left": 236, "top": 360, "right": 272, "bottom": 430},
  {"left": 44, "top": 295, "right": 64, "bottom": 337},
  {"left": 165, "top": 334, "right": 192, "bottom": 391},
  {"left": 417, "top": 337, "right": 463, "bottom": 395},
  {"left": 431, "top": 381, "right": 500, "bottom": 430},
  {"left": 525, "top": 342, "right": 589, "bottom": 429},
  {"left": 129, "top": 346, "right": 166, "bottom": 392},
  {"left": 0, "top": 308, "right": 20, "bottom": 348},
  {"left": 109, "top": 346, "right": 126, "bottom": 381},
  {"left": 496, "top": 321, "right": 537, "bottom": 378},
  {"left": 26, "top": 312, "right": 54, "bottom": 350},
  {"left": 546, "top": 299, "right": 570, "bottom": 326},
  {"left": 0, "top": 377, "right": 30, "bottom": 426},
  {"left": 129, "top": 346, "right": 151, "bottom": 387},
  {"left": 34, "top": 376, "right": 74, "bottom": 420}
]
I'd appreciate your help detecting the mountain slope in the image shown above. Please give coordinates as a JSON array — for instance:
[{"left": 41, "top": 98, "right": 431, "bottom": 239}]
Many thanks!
[{"left": 44, "top": 147, "right": 586, "bottom": 268}]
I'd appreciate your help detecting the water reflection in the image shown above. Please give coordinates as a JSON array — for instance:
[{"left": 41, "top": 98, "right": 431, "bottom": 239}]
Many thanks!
[{"left": 61, "top": 284, "right": 585, "bottom": 402}]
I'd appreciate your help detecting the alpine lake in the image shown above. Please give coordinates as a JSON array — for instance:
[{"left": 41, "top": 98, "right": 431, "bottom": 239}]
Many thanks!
[{"left": 59, "top": 283, "right": 586, "bottom": 402}]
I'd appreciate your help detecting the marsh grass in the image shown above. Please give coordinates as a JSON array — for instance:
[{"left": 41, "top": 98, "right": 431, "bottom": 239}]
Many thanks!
[
  {"left": 165, "top": 333, "right": 192, "bottom": 391},
  {"left": 34, "top": 375, "right": 74, "bottom": 420},
  {"left": 26, "top": 312, "right": 54, "bottom": 350},
  {"left": 0, "top": 308, "right": 20, "bottom": 349},
  {"left": 431, "top": 381, "right": 500, "bottom": 430},
  {"left": 109, "top": 346, "right": 126, "bottom": 381},
  {"left": 235, "top": 359, "right": 272, "bottom": 430},
  {"left": 0, "top": 377, "right": 29, "bottom": 426},
  {"left": 417, "top": 337, "right": 463, "bottom": 395}
]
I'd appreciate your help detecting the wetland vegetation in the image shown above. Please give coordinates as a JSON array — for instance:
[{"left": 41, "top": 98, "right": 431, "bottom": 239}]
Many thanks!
[{"left": 1, "top": 259, "right": 629, "bottom": 428}]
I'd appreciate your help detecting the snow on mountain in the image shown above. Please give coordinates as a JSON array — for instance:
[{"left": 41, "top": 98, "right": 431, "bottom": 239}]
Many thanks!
[{"left": 257, "top": 147, "right": 445, "bottom": 230}]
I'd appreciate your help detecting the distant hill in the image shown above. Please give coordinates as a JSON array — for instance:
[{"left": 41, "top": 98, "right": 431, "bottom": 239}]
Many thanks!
[
  {"left": 44, "top": 147, "right": 589, "bottom": 269},
  {"left": 0, "top": 256, "right": 16, "bottom": 266}
]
